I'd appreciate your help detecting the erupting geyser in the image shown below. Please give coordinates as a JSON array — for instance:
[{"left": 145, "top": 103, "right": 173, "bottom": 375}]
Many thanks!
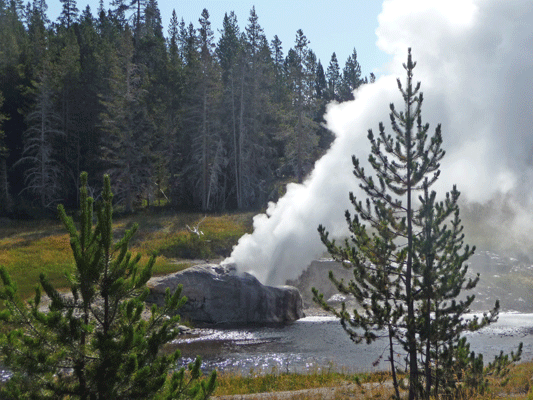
[{"left": 225, "top": 0, "right": 533, "bottom": 286}]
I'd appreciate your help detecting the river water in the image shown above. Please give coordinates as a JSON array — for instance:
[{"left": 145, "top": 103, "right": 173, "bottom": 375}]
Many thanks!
[
  {"left": 175, "top": 312, "right": 533, "bottom": 375},
  {"left": 0, "top": 313, "right": 530, "bottom": 380}
]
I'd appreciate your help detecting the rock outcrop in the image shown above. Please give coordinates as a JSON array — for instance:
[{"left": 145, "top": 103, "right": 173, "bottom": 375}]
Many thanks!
[
  {"left": 146, "top": 263, "right": 304, "bottom": 325},
  {"left": 287, "top": 259, "right": 354, "bottom": 307}
]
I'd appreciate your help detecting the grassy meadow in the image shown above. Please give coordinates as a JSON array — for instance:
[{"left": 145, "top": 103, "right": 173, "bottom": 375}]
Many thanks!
[{"left": 0, "top": 209, "right": 254, "bottom": 300}]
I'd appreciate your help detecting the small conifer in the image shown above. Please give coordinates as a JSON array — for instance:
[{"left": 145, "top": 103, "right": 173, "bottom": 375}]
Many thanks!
[{"left": 0, "top": 172, "right": 216, "bottom": 399}]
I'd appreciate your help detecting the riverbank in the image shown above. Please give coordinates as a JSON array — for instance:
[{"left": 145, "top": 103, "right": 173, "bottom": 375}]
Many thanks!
[{"left": 210, "top": 360, "right": 533, "bottom": 399}]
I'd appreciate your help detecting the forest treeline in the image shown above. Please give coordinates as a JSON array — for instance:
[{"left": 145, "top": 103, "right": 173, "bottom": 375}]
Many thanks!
[{"left": 0, "top": 0, "right": 373, "bottom": 216}]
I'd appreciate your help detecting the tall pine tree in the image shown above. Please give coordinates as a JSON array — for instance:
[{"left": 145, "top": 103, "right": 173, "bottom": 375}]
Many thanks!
[
  {"left": 313, "top": 49, "right": 503, "bottom": 399},
  {"left": 339, "top": 48, "right": 363, "bottom": 102},
  {"left": 58, "top": 0, "right": 78, "bottom": 29},
  {"left": 283, "top": 29, "right": 319, "bottom": 183},
  {"left": 326, "top": 52, "right": 341, "bottom": 101},
  {"left": 239, "top": 6, "right": 276, "bottom": 207},
  {"left": 216, "top": 11, "right": 243, "bottom": 209},
  {"left": 100, "top": 26, "right": 154, "bottom": 213},
  {"left": 194, "top": 8, "right": 222, "bottom": 211},
  {"left": 16, "top": 60, "right": 65, "bottom": 209}
]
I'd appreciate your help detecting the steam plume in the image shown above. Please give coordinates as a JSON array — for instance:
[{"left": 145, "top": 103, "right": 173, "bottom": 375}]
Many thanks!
[{"left": 226, "top": 0, "right": 533, "bottom": 285}]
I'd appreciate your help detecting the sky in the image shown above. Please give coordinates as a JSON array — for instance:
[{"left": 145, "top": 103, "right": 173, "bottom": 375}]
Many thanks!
[{"left": 46, "top": 0, "right": 393, "bottom": 77}]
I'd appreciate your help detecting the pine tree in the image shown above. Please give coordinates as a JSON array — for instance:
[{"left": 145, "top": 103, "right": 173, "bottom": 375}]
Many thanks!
[
  {"left": 58, "top": 0, "right": 78, "bottom": 29},
  {"left": 0, "top": 172, "right": 216, "bottom": 399},
  {"left": 135, "top": 0, "right": 166, "bottom": 72},
  {"left": 412, "top": 182, "right": 477, "bottom": 397},
  {"left": 100, "top": 26, "right": 154, "bottom": 213},
  {"left": 326, "top": 52, "right": 341, "bottom": 101},
  {"left": 164, "top": 9, "right": 185, "bottom": 208},
  {"left": 184, "top": 8, "right": 223, "bottom": 211},
  {"left": 143, "top": 0, "right": 162, "bottom": 38},
  {"left": 283, "top": 29, "right": 319, "bottom": 183},
  {"left": 133, "top": 0, "right": 168, "bottom": 210},
  {"left": 130, "top": 0, "right": 147, "bottom": 39},
  {"left": 216, "top": 11, "right": 243, "bottom": 209},
  {"left": 110, "top": 0, "right": 128, "bottom": 26},
  {"left": 239, "top": 6, "right": 276, "bottom": 207},
  {"left": 27, "top": 0, "right": 50, "bottom": 69},
  {"left": 16, "top": 61, "right": 65, "bottom": 209},
  {"left": 97, "top": 0, "right": 105, "bottom": 17},
  {"left": 339, "top": 48, "right": 363, "bottom": 102},
  {"left": 197, "top": 8, "right": 221, "bottom": 210},
  {"left": 53, "top": 27, "right": 82, "bottom": 202},
  {"left": 313, "top": 60, "right": 334, "bottom": 153},
  {"left": 169, "top": 21, "right": 199, "bottom": 209},
  {"left": 270, "top": 34, "right": 286, "bottom": 104},
  {"left": 29, "top": 0, "right": 50, "bottom": 28},
  {"left": 0, "top": 0, "right": 29, "bottom": 208},
  {"left": 176, "top": 18, "right": 189, "bottom": 61},
  {"left": 69, "top": 6, "right": 106, "bottom": 205},
  {"left": 315, "top": 60, "right": 326, "bottom": 100},
  {"left": 167, "top": 8, "right": 179, "bottom": 51},
  {"left": 313, "top": 49, "right": 504, "bottom": 399}
]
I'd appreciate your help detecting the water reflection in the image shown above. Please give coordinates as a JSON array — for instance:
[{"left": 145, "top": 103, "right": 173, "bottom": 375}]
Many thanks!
[
  {"left": 1, "top": 314, "right": 530, "bottom": 381},
  {"left": 175, "top": 313, "right": 533, "bottom": 375}
]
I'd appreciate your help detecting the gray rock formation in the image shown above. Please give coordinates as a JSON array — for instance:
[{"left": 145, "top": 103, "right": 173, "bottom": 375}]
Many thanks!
[
  {"left": 146, "top": 263, "right": 304, "bottom": 324},
  {"left": 287, "top": 259, "right": 354, "bottom": 307}
]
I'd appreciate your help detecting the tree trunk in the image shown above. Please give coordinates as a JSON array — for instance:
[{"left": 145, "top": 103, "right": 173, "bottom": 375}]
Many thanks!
[
  {"left": 238, "top": 72, "right": 245, "bottom": 207},
  {"left": 202, "top": 86, "right": 209, "bottom": 211},
  {"left": 232, "top": 71, "right": 242, "bottom": 209},
  {"left": 0, "top": 158, "right": 12, "bottom": 214},
  {"left": 388, "top": 324, "right": 401, "bottom": 400},
  {"left": 406, "top": 69, "right": 419, "bottom": 400},
  {"left": 40, "top": 105, "right": 46, "bottom": 208}
]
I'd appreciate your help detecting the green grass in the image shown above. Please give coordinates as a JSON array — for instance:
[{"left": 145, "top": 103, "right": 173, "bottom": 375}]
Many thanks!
[
  {"left": 0, "top": 230, "right": 74, "bottom": 298},
  {"left": 135, "top": 212, "right": 253, "bottom": 259},
  {"left": 0, "top": 210, "right": 254, "bottom": 300}
]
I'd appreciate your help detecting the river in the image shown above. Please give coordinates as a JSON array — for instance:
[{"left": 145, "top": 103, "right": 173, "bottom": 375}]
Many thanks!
[
  {"left": 175, "top": 312, "right": 533, "bottom": 375},
  {"left": 0, "top": 312, "right": 530, "bottom": 380}
]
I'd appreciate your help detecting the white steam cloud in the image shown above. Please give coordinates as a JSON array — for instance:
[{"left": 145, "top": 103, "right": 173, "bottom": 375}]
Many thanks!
[{"left": 226, "top": 0, "right": 533, "bottom": 285}]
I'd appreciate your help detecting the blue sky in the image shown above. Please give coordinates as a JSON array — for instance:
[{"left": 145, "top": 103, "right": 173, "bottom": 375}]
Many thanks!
[{"left": 46, "top": 0, "right": 393, "bottom": 77}]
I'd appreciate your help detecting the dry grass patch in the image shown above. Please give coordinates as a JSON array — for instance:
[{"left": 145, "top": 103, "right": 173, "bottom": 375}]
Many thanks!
[
  {"left": 212, "top": 361, "right": 533, "bottom": 400},
  {"left": 213, "top": 368, "right": 396, "bottom": 398},
  {"left": 483, "top": 360, "right": 533, "bottom": 399}
]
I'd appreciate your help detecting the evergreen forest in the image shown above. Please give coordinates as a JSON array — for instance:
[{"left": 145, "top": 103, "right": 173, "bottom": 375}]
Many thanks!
[{"left": 0, "top": 0, "right": 374, "bottom": 216}]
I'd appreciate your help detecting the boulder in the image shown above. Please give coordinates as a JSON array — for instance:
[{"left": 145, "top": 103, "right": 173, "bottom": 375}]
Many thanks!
[{"left": 146, "top": 263, "right": 305, "bottom": 325}]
